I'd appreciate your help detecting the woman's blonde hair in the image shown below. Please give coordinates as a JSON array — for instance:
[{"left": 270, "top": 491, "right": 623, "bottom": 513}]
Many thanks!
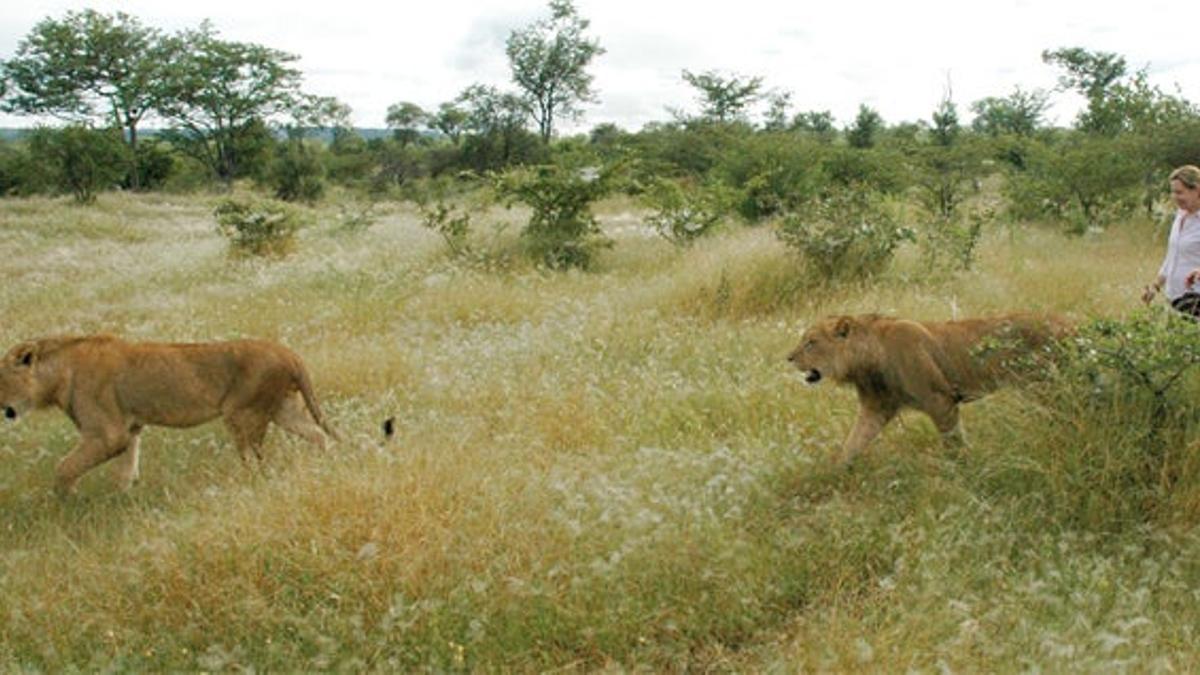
[{"left": 1170, "top": 165, "right": 1200, "bottom": 189}]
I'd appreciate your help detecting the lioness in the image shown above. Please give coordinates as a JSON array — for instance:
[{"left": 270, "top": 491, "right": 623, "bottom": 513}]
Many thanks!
[
  {"left": 0, "top": 335, "right": 337, "bottom": 494},
  {"left": 788, "top": 313, "right": 1069, "bottom": 463}
]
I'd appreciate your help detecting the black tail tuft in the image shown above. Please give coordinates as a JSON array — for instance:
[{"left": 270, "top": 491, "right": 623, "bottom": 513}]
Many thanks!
[{"left": 382, "top": 416, "right": 396, "bottom": 440}]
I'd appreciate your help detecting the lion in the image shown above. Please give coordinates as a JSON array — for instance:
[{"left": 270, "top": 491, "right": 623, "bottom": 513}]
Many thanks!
[
  {"left": 0, "top": 335, "right": 337, "bottom": 494},
  {"left": 787, "top": 313, "right": 1070, "bottom": 464}
]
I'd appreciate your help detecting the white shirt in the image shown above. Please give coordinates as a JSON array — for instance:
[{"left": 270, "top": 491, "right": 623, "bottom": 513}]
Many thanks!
[{"left": 1158, "top": 209, "right": 1200, "bottom": 300}]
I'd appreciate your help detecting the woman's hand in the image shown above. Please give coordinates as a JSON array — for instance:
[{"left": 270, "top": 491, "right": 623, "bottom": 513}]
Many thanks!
[{"left": 1143, "top": 284, "right": 1159, "bottom": 304}]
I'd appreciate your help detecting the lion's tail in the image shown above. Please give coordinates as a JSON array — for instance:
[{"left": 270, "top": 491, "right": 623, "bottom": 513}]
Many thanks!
[{"left": 293, "top": 361, "right": 340, "bottom": 443}]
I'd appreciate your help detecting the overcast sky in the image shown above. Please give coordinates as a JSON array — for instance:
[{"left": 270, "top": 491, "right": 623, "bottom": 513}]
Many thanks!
[{"left": 1, "top": 0, "right": 1195, "bottom": 132}]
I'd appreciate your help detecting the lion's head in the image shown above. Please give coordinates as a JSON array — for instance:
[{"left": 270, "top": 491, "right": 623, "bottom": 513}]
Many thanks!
[
  {"left": 0, "top": 342, "right": 39, "bottom": 421},
  {"left": 787, "top": 316, "right": 872, "bottom": 385}
]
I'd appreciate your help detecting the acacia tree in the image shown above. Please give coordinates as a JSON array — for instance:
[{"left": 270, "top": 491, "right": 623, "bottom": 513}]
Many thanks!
[
  {"left": 505, "top": 0, "right": 605, "bottom": 144},
  {"left": 846, "top": 104, "right": 884, "bottom": 148},
  {"left": 681, "top": 69, "right": 763, "bottom": 124},
  {"left": 761, "top": 90, "right": 792, "bottom": 131},
  {"left": 455, "top": 83, "right": 541, "bottom": 170},
  {"left": 156, "top": 22, "right": 305, "bottom": 184},
  {"left": 432, "top": 101, "right": 469, "bottom": 145},
  {"left": 1042, "top": 47, "right": 1131, "bottom": 135},
  {"left": 1, "top": 10, "right": 176, "bottom": 188},
  {"left": 970, "top": 87, "right": 1050, "bottom": 137},
  {"left": 385, "top": 101, "right": 429, "bottom": 147}
]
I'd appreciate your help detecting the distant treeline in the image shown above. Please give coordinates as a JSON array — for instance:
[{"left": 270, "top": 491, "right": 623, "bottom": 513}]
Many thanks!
[
  {"left": 0, "top": 5, "right": 1197, "bottom": 248},
  {"left": 0, "top": 128, "right": 394, "bottom": 143}
]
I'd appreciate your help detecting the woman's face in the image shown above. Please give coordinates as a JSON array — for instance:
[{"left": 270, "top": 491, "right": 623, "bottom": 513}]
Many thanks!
[{"left": 1172, "top": 178, "right": 1200, "bottom": 213}]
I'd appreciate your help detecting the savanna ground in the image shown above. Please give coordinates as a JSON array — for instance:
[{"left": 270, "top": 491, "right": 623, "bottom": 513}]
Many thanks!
[{"left": 1, "top": 187, "right": 1199, "bottom": 671}]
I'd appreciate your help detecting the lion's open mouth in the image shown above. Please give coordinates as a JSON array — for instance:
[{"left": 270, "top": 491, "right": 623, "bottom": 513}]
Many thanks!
[
  {"left": 804, "top": 370, "right": 822, "bottom": 384},
  {"left": 3, "top": 406, "right": 16, "bottom": 420}
]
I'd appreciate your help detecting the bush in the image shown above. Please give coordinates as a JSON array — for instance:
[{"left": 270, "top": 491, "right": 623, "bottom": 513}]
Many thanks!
[
  {"left": 26, "top": 125, "right": 128, "bottom": 203},
  {"left": 712, "top": 132, "right": 826, "bottom": 221},
  {"left": 417, "top": 200, "right": 473, "bottom": 256},
  {"left": 494, "top": 162, "right": 617, "bottom": 270},
  {"left": 0, "top": 140, "right": 31, "bottom": 196},
  {"left": 916, "top": 207, "right": 990, "bottom": 275},
  {"left": 776, "top": 185, "right": 913, "bottom": 282},
  {"left": 820, "top": 146, "right": 908, "bottom": 194},
  {"left": 640, "top": 178, "right": 731, "bottom": 246},
  {"left": 213, "top": 197, "right": 304, "bottom": 258},
  {"left": 1004, "top": 133, "right": 1143, "bottom": 234},
  {"left": 1016, "top": 309, "right": 1200, "bottom": 525},
  {"left": 334, "top": 199, "right": 380, "bottom": 235},
  {"left": 1041, "top": 310, "right": 1200, "bottom": 436},
  {"left": 268, "top": 139, "right": 326, "bottom": 203},
  {"left": 125, "top": 139, "right": 175, "bottom": 191},
  {"left": 912, "top": 142, "right": 989, "bottom": 220}
]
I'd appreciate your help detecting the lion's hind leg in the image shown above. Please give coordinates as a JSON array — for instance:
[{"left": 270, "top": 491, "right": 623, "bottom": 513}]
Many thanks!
[
  {"left": 224, "top": 410, "right": 270, "bottom": 462},
  {"left": 272, "top": 392, "right": 329, "bottom": 450},
  {"left": 924, "top": 399, "right": 967, "bottom": 450},
  {"left": 109, "top": 429, "right": 143, "bottom": 491}
]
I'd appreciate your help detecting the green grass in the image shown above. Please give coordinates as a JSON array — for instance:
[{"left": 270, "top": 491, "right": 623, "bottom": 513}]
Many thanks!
[{"left": 0, "top": 190, "right": 1198, "bottom": 670}]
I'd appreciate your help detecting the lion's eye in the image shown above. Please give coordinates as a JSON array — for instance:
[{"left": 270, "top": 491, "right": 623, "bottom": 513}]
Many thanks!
[{"left": 804, "top": 340, "right": 815, "bottom": 351}]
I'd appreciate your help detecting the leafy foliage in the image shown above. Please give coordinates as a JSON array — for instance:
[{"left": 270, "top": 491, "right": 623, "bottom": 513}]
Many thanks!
[
  {"left": 681, "top": 70, "right": 764, "bottom": 124},
  {"left": 1029, "top": 309, "right": 1200, "bottom": 458},
  {"left": 845, "top": 104, "right": 884, "bottom": 149},
  {"left": 213, "top": 196, "right": 303, "bottom": 258},
  {"left": 640, "top": 178, "right": 730, "bottom": 246},
  {"left": 268, "top": 139, "right": 325, "bottom": 203},
  {"left": 26, "top": 125, "right": 127, "bottom": 203},
  {"left": 1004, "top": 133, "right": 1144, "bottom": 233},
  {"left": 418, "top": 200, "right": 474, "bottom": 256},
  {"left": 970, "top": 87, "right": 1051, "bottom": 137},
  {"left": 776, "top": 185, "right": 913, "bottom": 281},
  {"left": 494, "top": 162, "right": 617, "bottom": 269},
  {"left": 505, "top": 0, "right": 605, "bottom": 143},
  {"left": 712, "top": 132, "right": 827, "bottom": 221},
  {"left": 157, "top": 22, "right": 305, "bottom": 183},
  {"left": 1, "top": 10, "right": 174, "bottom": 188},
  {"left": 917, "top": 207, "right": 989, "bottom": 275}
]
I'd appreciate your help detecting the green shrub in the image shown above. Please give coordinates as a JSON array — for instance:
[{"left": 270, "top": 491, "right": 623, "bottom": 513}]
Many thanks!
[
  {"left": 640, "top": 178, "right": 730, "bottom": 246},
  {"left": 26, "top": 125, "right": 128, "bottom": 203},
  {"left": 712, "top": 133, "right": 826, "bottom": 221},
  {"left": 494, "top": 163, "right": 617, "bottom": 270},
  {"left": 776, "top": 185, "right": 913, "bottom": 282},
  {"left": 916, "top": 207, "right": 989, "bottom": 275},
  {"left": 417, "top": 200, "right": 473, "bottom": 256},
  {"left": 1014, "top": 309, "right": 1200, "bottom": 526},
  {"left": 912, "top": 142, "right": 989, "bottom": 219},
  {"left": 1004, "top": 133, "right": 1143, "bottom": 234},
  {"left": 268, "top": 140, "right": 326, "bottom": 203},
  {"left": 1042, "top": 310, "right": 1200, "bottom": 436},
  {"left": 334, "top": 199, "right": 380, "bottom": 235},
  {"left": 125, "top": 139, "right": 175, "bottom": 191},
  {"left": 213, "top": 197, "right": 304, "bottom": 258},
  {"left": 820, "top": 146, "right": 908, "bottom": 194}
]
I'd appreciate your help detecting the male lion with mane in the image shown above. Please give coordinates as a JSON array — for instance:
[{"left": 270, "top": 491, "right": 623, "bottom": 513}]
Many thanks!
[
  {"left": 788, "top": 313, "right": 1069, "bottom": 464},
  {"left": 0, "top": 335, "right": 337, "bottom": 494}
]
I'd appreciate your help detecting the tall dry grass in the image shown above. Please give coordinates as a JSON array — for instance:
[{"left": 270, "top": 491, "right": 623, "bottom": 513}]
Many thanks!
[{"left": 1, "top": 191, "right": 1198, "bottom": 670}]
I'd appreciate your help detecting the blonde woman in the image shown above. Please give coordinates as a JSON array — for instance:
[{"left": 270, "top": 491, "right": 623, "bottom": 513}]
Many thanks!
[{"left": 1144, "top": 165, "right": 1200, "bottom": 316}]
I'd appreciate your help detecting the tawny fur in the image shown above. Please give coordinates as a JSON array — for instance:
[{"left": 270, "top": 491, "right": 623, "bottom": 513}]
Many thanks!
[
  {"left": 0, "top": 335, "right": 337, "bottom": 494},
  {"left": 788, "top": 313, "right": 1070, "bottom": 463}
]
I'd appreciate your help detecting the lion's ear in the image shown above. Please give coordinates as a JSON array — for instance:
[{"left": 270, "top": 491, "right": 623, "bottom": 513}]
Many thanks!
[
  {"left": 834, "top": 317, "right": 854, "bottom": 338},
  {"left": 14, "top": 344, "right": 36, "bottom": 367}
]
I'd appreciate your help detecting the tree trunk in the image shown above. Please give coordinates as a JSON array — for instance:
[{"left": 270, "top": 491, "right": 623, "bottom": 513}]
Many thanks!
[{"left": 127, "top": 121, "right": 141, "bottom": 190}]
